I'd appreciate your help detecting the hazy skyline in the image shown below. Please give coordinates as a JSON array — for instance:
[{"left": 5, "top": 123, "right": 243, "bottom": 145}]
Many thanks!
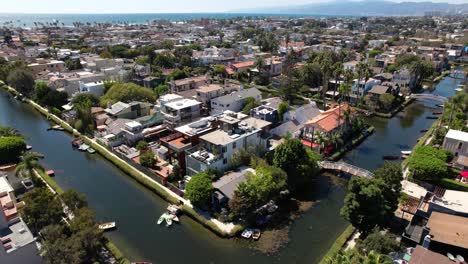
[{"left": 1, "top": 0, "right": 466, "bottom": 14}]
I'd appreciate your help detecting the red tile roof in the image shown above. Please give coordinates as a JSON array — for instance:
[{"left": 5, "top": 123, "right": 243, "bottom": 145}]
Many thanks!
[
  {"left": 231, "top": 61, "right": 254, "bottom": 69},
  {"left": 305, "top": 104, "right": 350, "bottom": 132}
]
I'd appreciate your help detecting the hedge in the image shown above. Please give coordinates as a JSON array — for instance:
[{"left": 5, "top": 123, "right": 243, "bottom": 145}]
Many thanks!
[
  {"left": 318, "top": 225, "right": 356, "bottom": 264},
  {"left": 105, "top": 241, "right": 131, "bottom": 264},
  {"left": 436, "top": 178, "right": 468, "bottom": 192},
  {"left": 0, "top": 136, "right": 26, "bottom": 164}
]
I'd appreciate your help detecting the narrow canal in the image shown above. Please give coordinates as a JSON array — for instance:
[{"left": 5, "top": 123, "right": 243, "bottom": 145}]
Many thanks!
[{"left": 0, "top": 72, "right": 462, "bottom": 263}]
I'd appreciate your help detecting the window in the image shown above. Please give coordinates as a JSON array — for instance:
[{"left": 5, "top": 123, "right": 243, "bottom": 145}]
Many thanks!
[
  {"left": 458, "top": 142, "right": 463, "bottom": 150},
  {"left": 223, "top": 158, "right": 227, "bottom": 164},
  {"left": 227, "top": 104, "right": 230, "bottom": 107},
  {"left": 233, "top": 142, "right": 236, "bottom": 149},
  {"left": 222, "top": 146, "right": 227, "bottom": 153}
]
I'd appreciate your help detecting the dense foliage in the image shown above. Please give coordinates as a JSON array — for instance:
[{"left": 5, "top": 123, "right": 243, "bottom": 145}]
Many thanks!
[
  {"left": 185, "top": 171, "right": 215, "bottom": 208},
  {"left": 408, "top": 146, "right": 452, "bottom": 181},
  {"left": 100, "top": 83, "right": 156, "bottom": 106},
  {"left": 0, "top": 136, "right": 26, "bottom": 164}
]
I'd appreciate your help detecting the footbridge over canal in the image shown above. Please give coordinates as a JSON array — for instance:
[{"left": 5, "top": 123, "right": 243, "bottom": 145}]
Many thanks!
[
  {"left": 410, "top": 94, "right": 448, "bottom": 103},
  {"left": 319, "top": 161, "right": 374, "bottom": 179}
]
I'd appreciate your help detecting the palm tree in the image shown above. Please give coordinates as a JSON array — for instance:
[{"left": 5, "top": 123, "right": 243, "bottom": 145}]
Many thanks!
[
  {"left": 314, "top": 132, "right": 328, "bottom": 154},
  {"left": 15, "top": 152, "right": 44, "bottom": 178},
  {"left": 255, "top": 57, "right": 264, "bottom": 73},
  {"left": 330, "top": 133, "right": 343, "bottom": 150},
  {"left": 315, "top": 52, "right": 333, "bottom": 109},
  {"left": 332, "top": 62, "right": 343, "bottom": 99},
  {"left": 0, "top": 126, "right": 22, "bottom": 137}
]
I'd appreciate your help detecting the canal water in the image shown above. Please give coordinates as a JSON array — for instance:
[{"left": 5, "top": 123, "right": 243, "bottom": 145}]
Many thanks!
[{"left": 0, "top": 72, "right": 462, "bottom": 263}]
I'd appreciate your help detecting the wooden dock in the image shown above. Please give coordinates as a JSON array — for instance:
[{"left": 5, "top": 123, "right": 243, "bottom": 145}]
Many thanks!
[{"left": 320, "top": 161, "right": 374, "bottom": 179}]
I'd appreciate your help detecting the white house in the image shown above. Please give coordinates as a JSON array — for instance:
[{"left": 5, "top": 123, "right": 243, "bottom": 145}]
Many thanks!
[
  {"left": 210, "top": 88, "right": 262, "bottom": 115},
  {"left": 79, "top": 81, "right": 104, "bottom": 97},
  {"left": 443, "top": 129, "right": 468, "bottom": 170}
]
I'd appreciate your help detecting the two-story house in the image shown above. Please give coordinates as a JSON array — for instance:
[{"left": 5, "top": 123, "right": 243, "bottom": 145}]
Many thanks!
[
  {"left": 159, "top": 94, "right": 202, "bottom": 128},
  {"left": 443, "top": 129, "right": 468, "bottom": 170},
  {"left": 210, "top": 88, "right": 261, "bottom": 115}
]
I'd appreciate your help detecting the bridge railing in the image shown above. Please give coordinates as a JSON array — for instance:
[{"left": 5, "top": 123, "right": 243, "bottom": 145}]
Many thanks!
[{"left": 319, "top": 161, "right": 374, "bottom": 178}]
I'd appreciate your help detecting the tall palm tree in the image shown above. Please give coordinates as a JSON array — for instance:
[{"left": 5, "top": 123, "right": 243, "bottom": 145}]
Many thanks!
[
  {"left": 332, "top": 62, "right": 343, "bottom": 99},
  {"left": 15, "top": 152, "right": 44, "bottom": 178},
  {"left": 330, "top": 133, "right": 343, "bottom": 150},
  {"left": 0, "top": 126, "right": 22, "bottom": 137},
  {"left": 315, "top": 52, "right": 333, "bottom": 110}
]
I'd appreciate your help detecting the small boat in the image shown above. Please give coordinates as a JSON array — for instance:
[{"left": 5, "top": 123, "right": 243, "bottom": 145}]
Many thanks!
[
  {"left": 383, "top": 155, "right": 400, "bottom": 160},
  {"left": 78, "top": 144, "right": 90, "bottom": 152},
  {"left": 72, "top": 138, "right": 83, "bottom": 148},
  {"left": 46, "top": 170, "right": 55, "bottom": 176},
  {"left": 170, "top": 214, "right": 179, "bottom": 223},
  {"left": 426, "top": 116, "right": 438, "bottom": 119},
  {"left": 420, "top": 129, "right": 428, "bottom": 133},
  {"left": 87, "top": 148, "right": 96, "bottom": 154},
  {"left": 241, "top": 228, "right": 253, "bottom": 239},
  {"left": 435, "top": 104, "right": 444, "bottom": 108},
  {"left": 165, "top": 216, "right": 172, "bottom": 227},
  {"left": 252, "top": 229, "right": 261, "bottom": 240},
  {"left": 26, "top": 145, "right": 32, "bottom": 150},
  {"left": 157, "top": 213, "right": 167, "bottom": 225},
  {"left": 432, "top": 111, "right": 442, "bottom": 115},
  {"left": 98, "top": 222, "right": 116, "bottom": 231},
  {"left": 455, "top": 88, "right": 463, "bottom": 92},
  {"left": 167, "top": 204, "right": 180, "bottom": 215},
  {"left": 401, "top": 151, "right": 412, "bottom": 155}
]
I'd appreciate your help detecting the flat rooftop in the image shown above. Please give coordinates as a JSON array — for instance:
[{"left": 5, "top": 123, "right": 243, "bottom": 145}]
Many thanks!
[
  {"left": 0, "top": 218, "right": 35, "bottom": 254},
  {"left": 446, "top": 129, "right": 468, "bottom": 142},
  {"left": 165, "top": 99, "right": 201, "bottom": 110},
  {"left": 175, "top": 117, "right": 214, "bottom": 136},
  {"left": 431, "top": 189, "right": 468, "bottom": 214},
  {"left": 427, "top": 212, "right": 468, "bottom": 249}
]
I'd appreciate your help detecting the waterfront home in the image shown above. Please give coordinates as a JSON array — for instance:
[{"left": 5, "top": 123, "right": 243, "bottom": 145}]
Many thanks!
[
  {"left": 443, "top": 129, "right": 468, "bottom": 170},
  {"left": 270, "top": 103, "right": 322, "bottom": 138},
  {"left": 0, "top": 176, "right": 41, "bottom": 263},
  {"left": 408, "top": 246, "right": 453, "bottom": 264},
  {"left": 185, "top": 111, "right": 270, "bottom": 176},
  {"left": 49, "top": 71, "right": 106, "bottom": 96},
  {"left": 210, "top": 88, "right": 261, "bottom": 115},
  {"left": 302, "top": 103, "right": 351, "bottom": 138},
  {"left": 104, "top": 101, "right": 152, "bottom": 120},
  {"left": 367, "top": 85, "right": 392, "bottom": 102},
  {"left": 212, "top": 167, "right": 253, "bottom": 207},
  {"left": 160, "top": 117, "right": 216, "bottom": 175},
  {"left": 404, "top": 211, "right": 468, "bottom": 260}
]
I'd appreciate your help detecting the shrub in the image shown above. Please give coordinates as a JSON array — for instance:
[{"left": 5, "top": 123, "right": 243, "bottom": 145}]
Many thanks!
[
  {"left": 185, "top": 172, "right": 214, "bottom": 208},
  {"left": 0, "top": 136, "right": 26, "bottom": 164},
  {"left": 140, "top": 152, "right": 156, "bottom": 168}
]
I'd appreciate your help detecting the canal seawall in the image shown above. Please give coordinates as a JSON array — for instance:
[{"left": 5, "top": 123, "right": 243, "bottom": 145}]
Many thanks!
[{"left": 0, "top": 81, "right": 242, "bottom": 238}]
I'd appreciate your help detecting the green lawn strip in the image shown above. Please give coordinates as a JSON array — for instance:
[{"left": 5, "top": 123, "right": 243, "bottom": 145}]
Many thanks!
[
  {"left": 318, "top": 225, "right": 356, "bottom": 264},
  {"left": 401, "top": 118, "right": 440, "bottom": 168},
  {"left": 35, "top": 168, "right": 64, "bottom": 195},
  {"left": 105, "top": 241, "right": 131, "bottom": 264}
]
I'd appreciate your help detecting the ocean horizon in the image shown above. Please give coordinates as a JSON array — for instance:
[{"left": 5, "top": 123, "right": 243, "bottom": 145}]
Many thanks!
[{"left": 0, "top": 13, "right": 341, "bottom": 27}]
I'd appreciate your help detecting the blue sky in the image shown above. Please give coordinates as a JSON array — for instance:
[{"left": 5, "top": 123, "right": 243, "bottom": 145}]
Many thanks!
[{"left": 1, "top": 0, "right": 464, "bottom": 13}]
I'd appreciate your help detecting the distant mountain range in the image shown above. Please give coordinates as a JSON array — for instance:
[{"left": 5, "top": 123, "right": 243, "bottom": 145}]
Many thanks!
[{"left": 233, "top": 0, "right": 468, "bottom": 16}]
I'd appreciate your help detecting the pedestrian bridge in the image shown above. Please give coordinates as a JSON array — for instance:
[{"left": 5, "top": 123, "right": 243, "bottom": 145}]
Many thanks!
[
  {"left": 410, "top": 94, "right": 448, "bottom": 103},
  {"left": 319, "top": 161, "right": 374, "bottom": 179}
]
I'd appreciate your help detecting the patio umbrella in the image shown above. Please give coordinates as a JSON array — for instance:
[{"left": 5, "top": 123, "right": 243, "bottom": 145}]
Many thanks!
[{"left": 460, "top": 171, "right": 468, "bottom": 178}]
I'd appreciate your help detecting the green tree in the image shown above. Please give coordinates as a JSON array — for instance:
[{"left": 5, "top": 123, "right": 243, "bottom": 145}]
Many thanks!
[
  {"left": 100, "top": 83, "right": 156, "bottom": 106},
  {"left": 340, "top": 178, "right": 389, "bottom": 234},
  {"left": 21, "top": 188, "right": 63, "bottom": 231},
  {"left": 7, "top": 68, "right": 35, "bottom": 95},
  {"left": 71, "top": 93, "right": 100, "bottom": 106},
  {"left": 277, "top": 101, "right": 290, "bottom": 121},
  {"left": 379, "top": 93, "right": 395, "bottom": 111},
  {"left": 0, "top": 136, "right": 26, "bottom": 164},
  {"left": 242, "top": 96, "right": 261, "bottom": 114},
  {"left": 15, "top": 152, "right": 44, "bottom": 178},
  {"left": 185, "top": 171, "right": 214, "bottom": 208},
  {"left": 140, "top": 151, "right": 156, "bottom": 168},
  {"left": 408, "top": 146, "right": 451, "bottom": 181},
  {"left": 0, "top": 125, "right": 22, "bottom": 137},
  {"left": 60, "top": 190, "right": 88, "bottom": 212},
  {"left": 136, "top": 140, "right": 149, "bottom": 151},
  {"left": 99, "top": 50, "right": 112, "bottom": 59},
  {"left": 273, "top": 138, "right": 320, "bottom": 189},
  {"left": 358, "top": 230, "right": 401, "bottom": 255}
]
